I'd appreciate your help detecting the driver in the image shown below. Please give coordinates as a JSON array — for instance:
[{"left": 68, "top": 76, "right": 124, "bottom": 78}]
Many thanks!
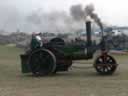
[{"left": 30, "top": 32, "right": 43, "bottom": 50}]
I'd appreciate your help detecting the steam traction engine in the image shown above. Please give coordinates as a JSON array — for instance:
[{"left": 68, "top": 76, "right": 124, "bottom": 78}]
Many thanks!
[{"left": 20, "top": 20, "right": 118, "bottom": 76}]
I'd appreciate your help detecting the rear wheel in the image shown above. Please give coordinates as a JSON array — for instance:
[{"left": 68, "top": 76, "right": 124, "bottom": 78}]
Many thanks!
[
  {"left": 94, "top": 55, "right": 118, "bottom": 75},
  {"left": 29, "top": 49, "right": 56, "bottom": 76}
]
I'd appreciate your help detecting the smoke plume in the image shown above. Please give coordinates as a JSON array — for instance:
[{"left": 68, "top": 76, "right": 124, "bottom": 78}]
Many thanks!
[
  {"left": 85, "top": 4, "right": 103, "bottom": 30},
  {"left": 0, "top": 3, "right": 103, "bottom": 34},
  {"left": 70, "top": 4, "right": 103, "bottom": 30},
  {"left": 70, "top": 4, "right": 84, "bottom": 21},
  {"left": 25, "top": 10, "right": 84, "bottom": 33}
]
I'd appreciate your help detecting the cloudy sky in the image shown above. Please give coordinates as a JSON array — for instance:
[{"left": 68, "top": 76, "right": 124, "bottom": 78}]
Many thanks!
[
  {"left": 0, "top": 0, "right": 128, "bottom": 32},
  {"left": 39, "top": 0, "right": 128, "bottom": 26}
]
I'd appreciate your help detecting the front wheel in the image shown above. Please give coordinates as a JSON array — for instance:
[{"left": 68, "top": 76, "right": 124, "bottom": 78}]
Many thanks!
[{"left": 94, "top": 55, "right": 118, "bottom": 75}]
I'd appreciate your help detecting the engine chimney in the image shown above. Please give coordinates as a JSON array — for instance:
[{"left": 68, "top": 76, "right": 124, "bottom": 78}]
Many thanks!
[
  {"left": 86, "top": 17, "right": 92, "bottom": 56},
  {"left": 86, "top": 21, "right": 92, "bottom": 46}
]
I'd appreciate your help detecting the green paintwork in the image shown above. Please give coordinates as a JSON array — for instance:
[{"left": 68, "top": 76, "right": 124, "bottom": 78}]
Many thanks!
[
  {"left": 21, "top": 40, "right": 94, "bottom": 73},
  {"left": 20, "top": 54, "right": 31, "bottom": 73}
]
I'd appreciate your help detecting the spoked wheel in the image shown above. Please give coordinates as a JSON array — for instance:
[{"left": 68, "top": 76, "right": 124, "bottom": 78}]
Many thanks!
[
  {"left": 29, "top": 49, "right": 56, "bottom": 76},
  {"left": 94, "top": 55, "right": 118, "bottom": 75}
]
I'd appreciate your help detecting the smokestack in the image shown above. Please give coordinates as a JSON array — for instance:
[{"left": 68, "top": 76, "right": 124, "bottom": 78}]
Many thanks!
[
  {"left": 86, "top": 16, "right": 92, "bottom": 55},
  {"left": 86, "top": 16, "right": 92, "bottom": 46}
]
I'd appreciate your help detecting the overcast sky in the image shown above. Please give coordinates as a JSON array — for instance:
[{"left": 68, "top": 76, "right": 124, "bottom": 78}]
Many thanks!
[
  {"left": 40, "top": 0, "right": 128, "bottom": 26},
  {"left": 0, "top": 0, "right": 128, "bottom": 32}
]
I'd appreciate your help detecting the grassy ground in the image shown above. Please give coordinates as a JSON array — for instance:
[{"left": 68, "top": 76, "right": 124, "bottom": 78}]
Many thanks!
[{"left": 0, "top": 45, "right": 128, "bottom": 96}]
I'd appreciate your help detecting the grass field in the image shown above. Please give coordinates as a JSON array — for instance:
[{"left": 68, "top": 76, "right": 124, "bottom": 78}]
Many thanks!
[{"left": 0, "top": 45, "right": 128, "bottom": 96}]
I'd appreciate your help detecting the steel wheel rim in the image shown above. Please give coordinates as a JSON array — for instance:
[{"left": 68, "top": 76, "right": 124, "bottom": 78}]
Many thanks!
[{"left": 94, "top": 55, "right": 117, "bottom": 75}]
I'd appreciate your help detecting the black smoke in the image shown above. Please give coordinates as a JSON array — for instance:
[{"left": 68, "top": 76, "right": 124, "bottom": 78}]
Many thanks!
[
  {"left": 70, "top": 4, "right": 103, "bottom": 30},
  {"left": 70, "top": 4, "right": 84, "bottom": 21}
]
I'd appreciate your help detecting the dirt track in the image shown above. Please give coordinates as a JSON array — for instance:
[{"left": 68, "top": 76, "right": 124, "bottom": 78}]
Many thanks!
[
  {"left": 0, "top": 46, "right": 128, "bottom": 96},
  {"left": 1, "top": 60, "right": 128, "bottom": 96}
]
